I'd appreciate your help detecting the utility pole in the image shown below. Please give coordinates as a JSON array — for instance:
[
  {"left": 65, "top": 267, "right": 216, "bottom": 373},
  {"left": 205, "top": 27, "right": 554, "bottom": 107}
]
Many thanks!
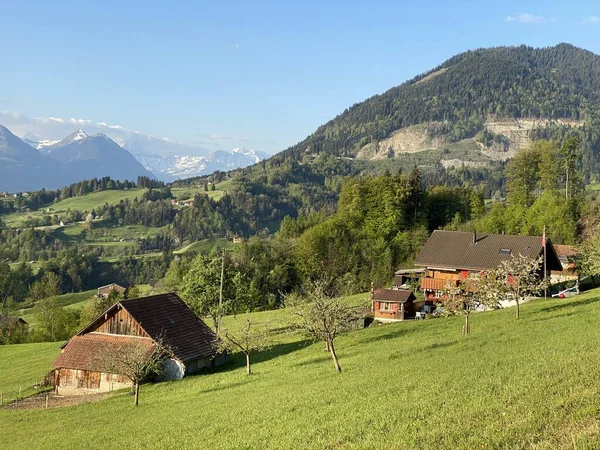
[{"left": 217, "top": 248, "right": 226, "bottom": 336}]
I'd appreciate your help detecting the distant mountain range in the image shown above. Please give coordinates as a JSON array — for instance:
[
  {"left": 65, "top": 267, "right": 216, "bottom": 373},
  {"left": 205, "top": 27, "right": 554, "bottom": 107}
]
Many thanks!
[
  {"left": 22, "top": 130, "right": 268, "bottom": 184},
  {"left": 0, "top": 126, "right": 154, "bottom": 192},
  {"left": 133, "top": 148, "right": 267, "bottom": 181}
]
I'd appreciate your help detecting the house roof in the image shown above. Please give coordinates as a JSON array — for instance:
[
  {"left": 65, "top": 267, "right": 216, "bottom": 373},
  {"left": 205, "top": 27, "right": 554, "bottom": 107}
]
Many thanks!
[
  {"left": 72, "top": 293, "right": 217, "bottom": 364},
  {"left": 414, "top": 230, "right": 562, "bottom": 271},
  {"left": 372, "top": 289, "right": 416, "bottom": 303},
  {"left": 0, "top": 316, "right": 28, "bottom": 327},
  {"left": 97, "top": 283, "right": 126, "bottom": 293},
  {"left": 53, "top": 333, "right": 154, "bottom": 371}
]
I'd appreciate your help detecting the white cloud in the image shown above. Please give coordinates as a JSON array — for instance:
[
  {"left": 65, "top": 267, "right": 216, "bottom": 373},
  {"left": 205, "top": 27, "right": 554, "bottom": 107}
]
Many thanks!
[
  {"left": 505, "top": 14, "right": 556, "bottom": 24},
  {"left": 47, "top": 117, "right": 66, "bottom": 123},
  {"left": 583, "top": 15, "right": 600, "bottom": 24},
  {"left": 69, "top": 118, "right": 91, "bottom": 125}
]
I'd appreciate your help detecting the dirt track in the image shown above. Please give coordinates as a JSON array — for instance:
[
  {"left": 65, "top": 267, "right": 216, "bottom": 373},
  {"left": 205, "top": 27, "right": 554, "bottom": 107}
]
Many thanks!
[{"left": 2, "top": 391, "right": 117, "bottom": 410}]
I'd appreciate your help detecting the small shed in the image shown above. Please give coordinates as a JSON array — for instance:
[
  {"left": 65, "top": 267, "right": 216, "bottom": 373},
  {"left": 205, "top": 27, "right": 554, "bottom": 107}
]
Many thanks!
[{"left": 371, "top": 289, "right": 416, "bottom": 323}]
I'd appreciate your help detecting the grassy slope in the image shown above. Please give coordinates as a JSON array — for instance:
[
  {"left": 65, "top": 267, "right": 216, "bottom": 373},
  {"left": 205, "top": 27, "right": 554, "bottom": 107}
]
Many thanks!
[
  {"left": 1, "top": 189, "right": 147, "bottom": 227},
  {"left": 0, "top": 342, "right": 60, "bottom": 401},
  {"left": 2, "top": 291, "right": 600, "bottom": 448},
  {"left": 174, "top": 238, "right": 236, "bottom": 254}
]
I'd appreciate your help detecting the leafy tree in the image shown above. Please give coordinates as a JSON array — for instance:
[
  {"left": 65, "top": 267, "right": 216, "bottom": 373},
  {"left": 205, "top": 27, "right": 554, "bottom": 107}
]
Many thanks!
[
  {"left": 179, "top": 253, "right": 234, "bottom": 331},
  {"left": 576, "top": 232, "right": 600, "bottom": 286},
  {"left": 560, "top": 136, "right": 581, "bottom": 201},
  {"left": 34, "top": 296, "right": 80, "bottom": 341},
  {"left": 28, "top": 272, "right": 61, "bottom": 302}
]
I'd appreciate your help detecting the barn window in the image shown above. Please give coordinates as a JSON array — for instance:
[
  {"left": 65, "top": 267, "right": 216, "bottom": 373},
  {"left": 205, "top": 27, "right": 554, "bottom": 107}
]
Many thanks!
[{"left": 499, "top": 249, "right": 511, "bottom": 255}]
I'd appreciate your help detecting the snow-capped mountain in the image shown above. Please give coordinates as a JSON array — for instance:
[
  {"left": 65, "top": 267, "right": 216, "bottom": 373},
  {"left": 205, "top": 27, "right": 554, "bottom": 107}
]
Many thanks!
[
  {"left": 43, "top": 129, "right": 156, "bottom": 181},
  {"left": 21, "top": 133, "right": 59, "bottom": 149},
  {"left": 134, "top": 148, "right": 267, "bottom": 181},
  {"left": 14, "top": 118, "right": 270, "bottom": 182}
]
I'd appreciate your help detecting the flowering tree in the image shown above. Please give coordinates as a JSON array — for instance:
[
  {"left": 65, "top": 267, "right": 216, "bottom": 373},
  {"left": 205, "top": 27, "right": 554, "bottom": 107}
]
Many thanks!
[{"left": 493, "top": 255, "right": 547, "bottom": 320}]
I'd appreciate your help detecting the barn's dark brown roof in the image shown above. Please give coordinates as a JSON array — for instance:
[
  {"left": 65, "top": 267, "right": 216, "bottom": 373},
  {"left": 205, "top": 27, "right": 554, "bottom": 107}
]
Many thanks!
[
  {"left": 372, "top": 289, "right": 416, "bottom": 303},
  {"left": 68, "top": 293, "right": 218, "bottom": 364},
  {"left": 119, "top": 293, "right": 217, "bottom": 362},
  {"left": 53, "top": 333, "right": 154, "bottom": 371},
  {"left": 414, "top": 230, "right": 562, "bottom": 271}
]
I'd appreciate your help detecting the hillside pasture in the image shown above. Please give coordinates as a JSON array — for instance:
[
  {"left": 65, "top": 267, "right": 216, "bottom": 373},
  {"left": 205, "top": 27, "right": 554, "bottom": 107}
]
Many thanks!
[
  {"left": 174, "top": 237, "right": 236, "bottom": 254},
  {"left": 1, "top": 189, "right": 148, "bottom": 227},
  {"left": 2, "top": 290, "right": 600, "bottom": 448}
]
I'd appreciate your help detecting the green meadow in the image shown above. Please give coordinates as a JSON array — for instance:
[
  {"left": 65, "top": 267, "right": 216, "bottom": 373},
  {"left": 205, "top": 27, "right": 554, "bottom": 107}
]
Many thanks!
[
  {"left": 1, "top": 189, "right": 148, "bottom": 227},
  {"left": 1, "top": 291, "right": 600, "bottom": 449}
]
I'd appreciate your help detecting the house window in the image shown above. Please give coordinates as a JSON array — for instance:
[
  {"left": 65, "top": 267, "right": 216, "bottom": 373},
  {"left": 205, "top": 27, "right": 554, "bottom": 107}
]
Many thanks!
[
  {"left": 380, "top": 302, "right": 394, "bottom": 311},
  {"left": 499, "top": 249, "right": 511, "bottom": 255}
]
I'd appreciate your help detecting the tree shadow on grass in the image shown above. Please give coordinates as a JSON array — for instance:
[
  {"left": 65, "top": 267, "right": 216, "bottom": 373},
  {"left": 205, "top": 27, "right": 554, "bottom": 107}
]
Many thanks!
[
  {"left": 535, "top": 296, "right": 600, "bottom": 314},
  {"left": 291, "top": 356, "right": 331, "bottom": 368},
  {"left": 199, "top": 339, "right": 313, "bottom": 376},
  {"left": 531, "top": 311, "right": 576, "bottom": 322},
  {"left": 196, "top": 379, "right": 254, "bottom": 395},
  {"left": 388, "top": 340, "right": 460, "bottom": 360},
  {"left": 356, "top": 326, "right": 412, "bottom": 344}
]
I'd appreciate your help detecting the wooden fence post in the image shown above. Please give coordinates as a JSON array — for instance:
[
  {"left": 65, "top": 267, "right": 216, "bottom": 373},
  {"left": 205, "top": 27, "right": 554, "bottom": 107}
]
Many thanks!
[{"left": 45, "top": 394, "right": 49, "bottom": 409}]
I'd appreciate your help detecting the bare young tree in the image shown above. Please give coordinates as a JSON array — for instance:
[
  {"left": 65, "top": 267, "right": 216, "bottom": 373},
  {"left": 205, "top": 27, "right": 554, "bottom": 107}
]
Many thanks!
[
  {"left": 440, "top": 279, "right": 475, "bottom": 336},
  {"left": 293, "top": 283, "right": 360, "bottom": 373},
  {"left": 97, "top": 336, "right": 173, "bottom": 406},
  {"left": 496, "top": 255, "right": 547, "bottom": 320},
  {"left": 217, "top": 319, "right": 271, "bottom": 375}
]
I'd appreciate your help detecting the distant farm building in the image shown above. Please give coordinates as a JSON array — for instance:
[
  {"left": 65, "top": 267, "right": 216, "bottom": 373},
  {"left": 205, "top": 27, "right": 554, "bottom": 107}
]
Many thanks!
[
  {"left": 414, "top": 230, "right": 562, "bottom": 301},
  {"left": 97, "top": 283, "right": 126, "bottom": 298},
  {"left": 371, "top": 289, "right": 416, "bottom": 322},
  {"left": 0, "top": 316, "right": 28, "bottom": 337},
  {"left": 53, "top": 293, "right": 225, "bottom": 395},
  {"left": 232, "top": 236, "right": 244, "bottom": 244},
  {"left": 550, "top": 244, "right": 578, "bottom": 283}
]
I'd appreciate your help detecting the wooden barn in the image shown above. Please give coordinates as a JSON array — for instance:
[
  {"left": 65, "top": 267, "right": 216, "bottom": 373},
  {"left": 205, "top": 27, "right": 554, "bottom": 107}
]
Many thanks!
[
  {"left": 0, "top": 316, "right": 28, "bottom": 337},
  {"left": 53, "top": 293, "right": 225, "bottom": 395},
  {"left": 414, "top": 230, "right": 562, "bottom": 301},
  {"left": 371, "top": 289, "right": 416, "bottom": 322},
  {"left": 97, "top": 283, "right": 126, "bottom": 298}
]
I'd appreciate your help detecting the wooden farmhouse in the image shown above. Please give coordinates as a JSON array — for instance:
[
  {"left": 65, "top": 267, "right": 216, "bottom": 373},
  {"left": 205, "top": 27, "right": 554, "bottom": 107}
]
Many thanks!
[
  {"left": 53, "top": 293, "right": 224, "bottom": 395},
  {"left": 415, "top": 230, "right": 562, "bottom": 301},
  {"left": 97, "top": 283, "right": 126, "bottom": 298},
  {"left": 371, "top": 289, "right": 416, "bottom": 322}
]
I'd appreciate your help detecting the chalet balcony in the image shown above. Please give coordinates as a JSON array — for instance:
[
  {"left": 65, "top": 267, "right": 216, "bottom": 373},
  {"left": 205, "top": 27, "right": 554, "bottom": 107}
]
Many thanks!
[{"left": 420, "top": 277, "right": 458, "bottom": 291}]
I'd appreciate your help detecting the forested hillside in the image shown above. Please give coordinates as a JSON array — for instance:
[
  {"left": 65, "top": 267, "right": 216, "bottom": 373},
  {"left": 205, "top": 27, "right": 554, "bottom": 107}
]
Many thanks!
[
  {"left": 174, "top": 44, "right": 600, "bottom": 229},
  {"left": 3, "top": 44, "right": 600, "bottom": 339}
]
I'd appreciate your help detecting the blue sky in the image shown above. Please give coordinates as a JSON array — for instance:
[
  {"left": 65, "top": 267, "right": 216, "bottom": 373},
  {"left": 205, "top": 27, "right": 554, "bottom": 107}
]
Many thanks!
[{"left": 1, "top": 1, "right": 600, "bottom": 154}]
